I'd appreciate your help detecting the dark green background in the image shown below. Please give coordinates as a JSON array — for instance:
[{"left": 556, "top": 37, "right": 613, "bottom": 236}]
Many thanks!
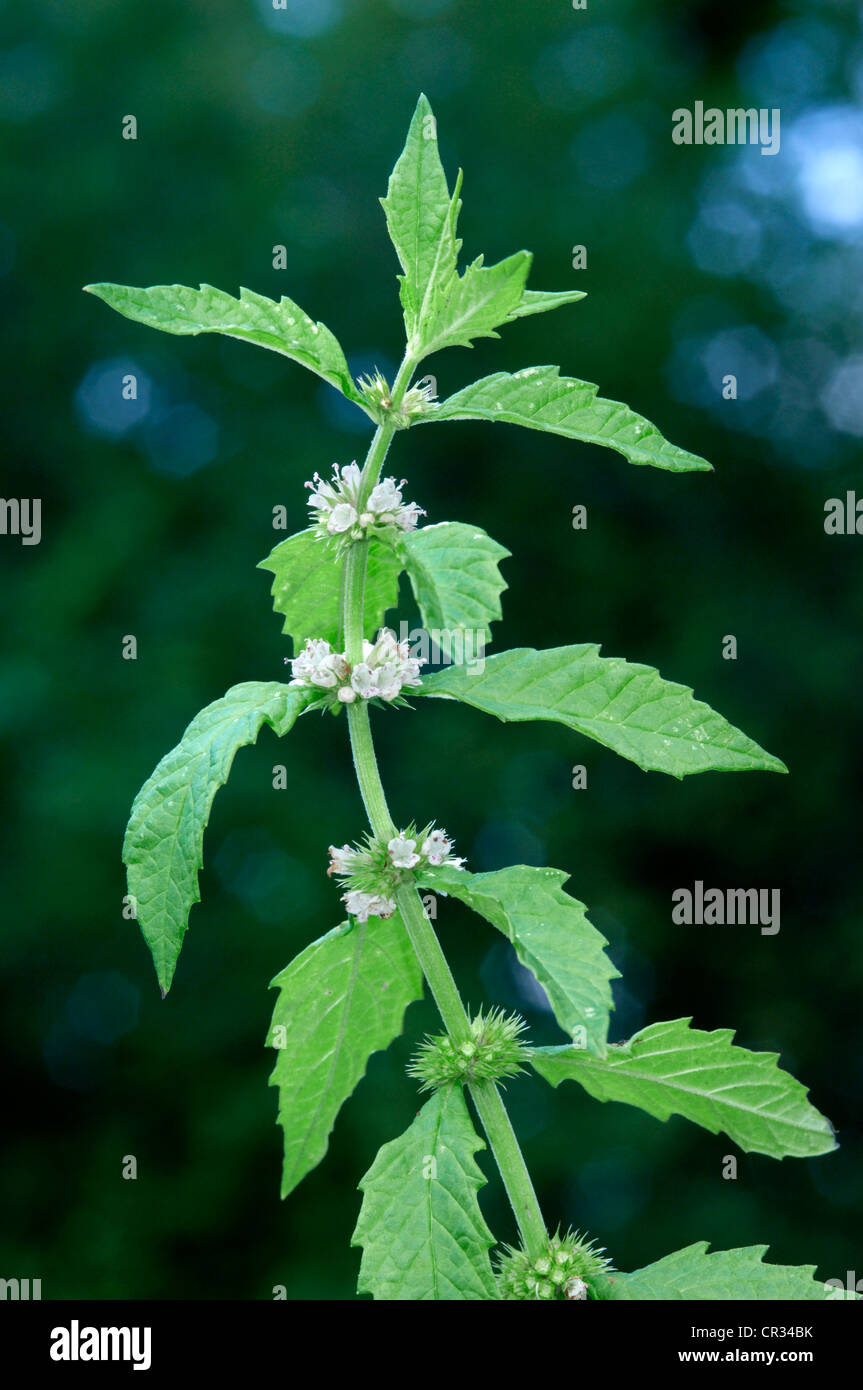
[{"left": 2, "top": 0, "right": 861, "bottom": 1299}]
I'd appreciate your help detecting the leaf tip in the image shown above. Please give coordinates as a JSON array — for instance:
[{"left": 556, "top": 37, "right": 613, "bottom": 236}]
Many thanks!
[{"left": 409, "top": 91, "right": 435, "bottom": 130}]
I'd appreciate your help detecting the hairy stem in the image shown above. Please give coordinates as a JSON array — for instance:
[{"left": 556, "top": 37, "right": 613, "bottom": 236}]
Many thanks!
[{"left": 340, "top": 363, "right": 547, "bottom": 1264}]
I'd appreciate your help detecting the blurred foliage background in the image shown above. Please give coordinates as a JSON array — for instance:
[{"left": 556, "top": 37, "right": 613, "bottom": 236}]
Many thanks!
[{"left": 1, "top": 0, "right": 861, "bottom": 1299}]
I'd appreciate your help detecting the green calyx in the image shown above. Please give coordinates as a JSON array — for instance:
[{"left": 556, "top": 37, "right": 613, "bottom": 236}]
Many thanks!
[
  {"left": 408, "top": 1008, "right": 530, "bottom": 1091},
  {"left": 356, "top": 369, "right": 437, "bottom": 429},
  {"left": 496, "top": 1229, "right": 614, "bottom": 1301}
]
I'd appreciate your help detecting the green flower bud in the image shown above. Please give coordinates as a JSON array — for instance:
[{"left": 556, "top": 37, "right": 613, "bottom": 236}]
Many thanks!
[
  {"left": 356, "top": 370, "right": 437, "bottom": 429},
  {"left": 407, "top": 1008, "right": 531, "bottom": 1091},
  {"left": 496, "top": 1230, "right": 614, "bottom": 1301}
]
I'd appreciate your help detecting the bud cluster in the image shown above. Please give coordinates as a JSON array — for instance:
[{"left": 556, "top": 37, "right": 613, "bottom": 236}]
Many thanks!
[
  {"left": 408, "top": 1008, "right": 530, "bottom": 1091},
  {"left": 287, "top": 628, "right": 424, "bottom": 708},
  {"left": 356, "top": 369, "right": 438, "bottom": 429},
  {"left": 328, "top": 824, "right": 465, "bottom": 924},
  {"left": 495, "top": 1230, "right": 614, "bottom": 1301}
]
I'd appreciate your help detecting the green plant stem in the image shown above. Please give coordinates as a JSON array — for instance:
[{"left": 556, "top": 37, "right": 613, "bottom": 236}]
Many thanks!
[{"left": 341, "top": 364, "right": 547, "bottom": 1263}]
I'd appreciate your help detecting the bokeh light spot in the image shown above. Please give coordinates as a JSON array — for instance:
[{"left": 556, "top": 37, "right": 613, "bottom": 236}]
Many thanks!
[
  {"left": 254, "top": 0, "right": 342, "bottom": 39},
  {"left": 75, "top": 358, "right": 153, "bottom": 437}
]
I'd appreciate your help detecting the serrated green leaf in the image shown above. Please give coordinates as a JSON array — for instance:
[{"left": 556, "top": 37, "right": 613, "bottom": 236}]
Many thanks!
[
  {"left": 258, "top": 528, "right": 402, "bottom": 652},
  {"left": 507, "top": 288, "right": 587, "bottom": 319},
  {"left": 530, "top": 1017, "right": 836, "bottom": 1159},
  {"left": 381, "top": 94, "right": 462, "bottom": 347},
  {"left": 124, "top": 682, "right": 307, "bottom": 994},
  {"left": 352, "top": 1086, "right": 497, "bottom": 1300},
  {"left": 268, "top": 915, "right": 422, "bottom": 1199},
  {"left": 399, "top": 521, "right": 509, "bottom": 650},
  {"left": 598, "top": 1242, "right": 848, "bottom": 1301},
  {"left": 83, "top": 282, "right": 366, "bottom": 405},
  {"left": 419, "top": 864, "right": 617, "bottom": 1057},
  {"left": 422, "top": 366, "right": 710, "bottom": 472},
  {"left": 418, "top": 645, "right": 786, "bottom": 778},
  {"left": 416, "top": 251, "right": 532, "bottom": 359},
  {"left": 382, "top": 99, "right": 576, "bottom": 360}
]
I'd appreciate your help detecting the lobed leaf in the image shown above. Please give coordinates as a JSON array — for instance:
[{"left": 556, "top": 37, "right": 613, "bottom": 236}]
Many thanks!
[
  {"left": 124, "top": 682, "right": 307, "bottom": 993},
  {"left": 598, "top": 1242, "right": 850, "bottom": 1301},
  {"left": 419, "top": 864, "right": 618, "bottom": 1057},
  {"left": 415, "top": 251, "right": 532, "bottom": 360},
  {"left": 422, "top": 366, "right": 711, "bottom": 472},
  {"left": 399, "top": 521, "right": 509, "bottom": 650},
  {"left": 530, "top": 1017, "right": 836, "bottom": 1160},
  {"left": 418, "top": 645, "right": 787, "bottom": 778},
  {"left": 83, "top": 282, "right": 366, "bottom": 405},
  {"left": 268, "top": 915, "right": 422, "bottom": 1198},
  {"left": 383, "top": 99, "right": 589, "bottom": 362},
  {"left": 507, "top": 288, "right": 587, "bottom": 319},
  {"left": 258, "top": 527, "right": 402, "bottom": 652},
  {"left": 381, "top": 93, "right": 462, "bottom": 349},
  {"left": 352, "top": 1086, "right": 497, "bottom": 1300}
]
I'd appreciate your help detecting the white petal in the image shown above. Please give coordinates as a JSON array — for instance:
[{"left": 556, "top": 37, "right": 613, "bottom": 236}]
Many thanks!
[
  {"left": 350, "top": 663, "right": 375, "bottom": 696},
  {"left": 328, "top": 503, "right": 358, "bottom": 534},
  {"left": 368, "top": 479, "right": 402, "bottom": 513}
]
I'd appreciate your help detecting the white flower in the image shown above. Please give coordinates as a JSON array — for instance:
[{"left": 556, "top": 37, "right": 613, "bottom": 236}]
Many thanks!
[
  {"left": 366, "top": 476, "right": 424, "bottom": 533},
  {"left": 378, "top": 668, "right": 404, "bottom": 702},
  {"left": 420, "top": 830, "right": 452, "bottom": 865},
  {"left": 327, "top": 502, "right": 358, "bottom": 534},
  {"left": 364, "top": 628, "right": 423, "bottom": 693},
  {"left": 365, "top": 664, "right": 397, "bottom": 702},
  {"left": 396, "top": 502, "right": 423, "bottom": 531},
  {"left": 290, "top": 628, "right": 425, "bottom": 704},
  {"left": 306, "top": 474, "right": 339, "bottom": 514},
  {"left": 340, "top": 461, "right": 362, "bottom": 494},
  {"left": 349, "top": 663, "right": 376, "bottom": 698},
  {"left": 344, "top": 889, "right": 372, "bottom": 920},
  {"left": 370, "top": 895, "right": 396, "bottom": 918},
  {"left": 289, "top": 638, "right": 349, "bottom": 690},
  {"left": 305, "top": 463, "right": 362, "bottom": 535},
  {"left": 344, "top": 889, "right": 396, "bottom": 923},
  {"left": 328, "top": 827, "right": 464, "bottom": 923},
  {"left": 304, "top": 463, "right": 423, "bottom": 540},
  {"left": 420, "top": 828, "right": 465, "bottom": 870},
  {"left": 388, "top": 836, "right": 420, "bottom": 869},
  {"left": 368, "top": 478, "right": 402, "bottom": 514},
  {"left": 328, "top": 844, "right": 357, "bottom": 877},
  {"left": 564, "top": 1277, "right": 589, "bottom": 1301}
]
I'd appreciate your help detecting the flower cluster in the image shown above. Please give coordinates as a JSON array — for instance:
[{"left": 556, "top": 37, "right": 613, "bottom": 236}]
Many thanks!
[
  {"left": 495, "top": 1230, "right": 614, "bottom": 1301},
  {"left": 408, "top": 1009, "right": 531, "bottom": 1091},
  {"left": 356, "top": 368, "right": 438, "bottom": 429},
  {"left": 305, "top": 460, "right": 424, "bottom": 545},
  {"left": 327, "top": 824, "right": 465, "bottom": 923},
  {"left": 287, "top": 629, "right": 424, "bottom": 707}
]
